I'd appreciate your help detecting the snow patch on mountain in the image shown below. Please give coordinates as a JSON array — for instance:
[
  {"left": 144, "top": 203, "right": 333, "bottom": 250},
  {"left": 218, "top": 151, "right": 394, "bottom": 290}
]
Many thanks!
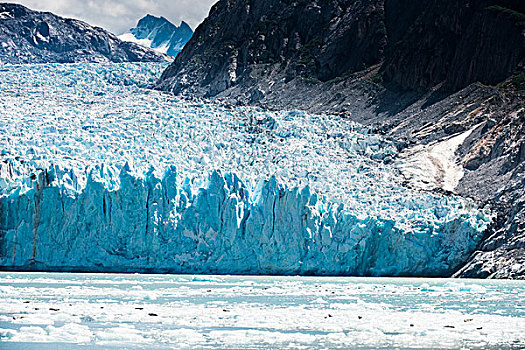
[
  {"left": 118, "top": 33, "right": 154, "bottom": 50},
  {"left": 396, "top": 125, "right": 481, "bottom": 192},
  {"left": 0, "top": 11, "right": 13, "bottom": 19}
]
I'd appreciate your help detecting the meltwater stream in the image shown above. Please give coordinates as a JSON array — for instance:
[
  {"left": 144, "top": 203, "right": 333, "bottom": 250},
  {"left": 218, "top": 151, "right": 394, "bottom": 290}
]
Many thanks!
[{"left": 0, "top": 272, "right": 524, "bottom": 349}]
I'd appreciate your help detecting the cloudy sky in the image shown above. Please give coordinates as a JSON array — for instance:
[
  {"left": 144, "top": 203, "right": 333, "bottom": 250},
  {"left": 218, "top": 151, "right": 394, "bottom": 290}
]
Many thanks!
[{"left": 4, "top": 0, "right": 217, "bottom": 34}]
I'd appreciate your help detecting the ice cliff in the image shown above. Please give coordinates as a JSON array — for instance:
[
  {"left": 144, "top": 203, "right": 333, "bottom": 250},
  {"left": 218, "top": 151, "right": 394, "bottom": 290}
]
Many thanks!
[{"left": 0, "top": 63, "right": 492, "bottom": 276}]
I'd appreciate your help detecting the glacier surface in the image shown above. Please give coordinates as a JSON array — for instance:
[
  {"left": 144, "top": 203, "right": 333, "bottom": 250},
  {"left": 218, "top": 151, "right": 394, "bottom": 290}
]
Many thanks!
[{"left": 0, "top": 63, "right": 491, "bottom": 276}]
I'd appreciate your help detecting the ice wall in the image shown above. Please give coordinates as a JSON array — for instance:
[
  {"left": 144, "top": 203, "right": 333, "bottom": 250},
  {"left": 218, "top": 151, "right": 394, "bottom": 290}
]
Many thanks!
[{"left": 0, "top": 163, "right": 488, "bottom": 276}]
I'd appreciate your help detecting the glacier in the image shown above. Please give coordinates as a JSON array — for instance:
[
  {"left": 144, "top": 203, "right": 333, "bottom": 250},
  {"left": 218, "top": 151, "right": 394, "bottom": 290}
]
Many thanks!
[{"left": 0, "top": 63, "right": 492, "bottom": 276}]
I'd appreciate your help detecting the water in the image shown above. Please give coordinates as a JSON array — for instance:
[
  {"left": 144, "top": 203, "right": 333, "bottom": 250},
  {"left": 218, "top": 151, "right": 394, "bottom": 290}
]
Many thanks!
[{"left": 0, "top": 272, "right": 523, "bottom": 349}]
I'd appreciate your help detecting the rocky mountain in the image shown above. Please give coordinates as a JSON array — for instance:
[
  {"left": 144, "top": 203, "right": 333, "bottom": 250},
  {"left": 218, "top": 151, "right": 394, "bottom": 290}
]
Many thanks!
[
  {"left": 157, "top": 0, "right": 525, "bottom": 278},
  {"left": 119, "top": 15, "right": 193, "bottom": 57},
  {"left": 0, "top": 3, "right": 168, "bottom": 64}
]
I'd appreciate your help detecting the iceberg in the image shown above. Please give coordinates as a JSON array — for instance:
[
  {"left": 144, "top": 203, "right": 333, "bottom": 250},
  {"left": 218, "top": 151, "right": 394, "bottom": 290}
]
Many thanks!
[{"left": 0, "top": 63, "right": 491, "bottom": 276}]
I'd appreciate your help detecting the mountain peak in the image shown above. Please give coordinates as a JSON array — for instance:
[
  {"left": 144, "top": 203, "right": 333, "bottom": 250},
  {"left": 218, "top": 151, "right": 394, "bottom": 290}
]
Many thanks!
[
  {"left": 136, "top": 14, "right": 172, "bottom": 28},
  {"left": 179, "top": 20, "right": 192, "bottom": 30},
  {"left": 119, "top": 14, "right": 193, "bottom": 58}
]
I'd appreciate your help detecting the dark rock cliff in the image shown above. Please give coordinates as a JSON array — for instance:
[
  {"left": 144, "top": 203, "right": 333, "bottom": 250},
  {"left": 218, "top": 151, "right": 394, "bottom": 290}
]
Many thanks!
[
  {"left": 157, "top": 0, "right": 525, "bottom": 278},
  {"left": 383, "top": 0, "right": 525, "bottom": 91},
  {"left": 0, "top": 3, "right": 168, "bottom": 64},
  {"left": 158, "top": 0, "right": 524, "bottom": 95},
  {"left": 158, "top": 0, "right": 390, "bottom": 96}
]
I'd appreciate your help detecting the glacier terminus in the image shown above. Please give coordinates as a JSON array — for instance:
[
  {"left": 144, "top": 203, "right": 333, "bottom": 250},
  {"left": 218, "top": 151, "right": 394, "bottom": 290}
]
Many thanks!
[{"left": 0, "top": 63, "right": 492, "bottom": 276}]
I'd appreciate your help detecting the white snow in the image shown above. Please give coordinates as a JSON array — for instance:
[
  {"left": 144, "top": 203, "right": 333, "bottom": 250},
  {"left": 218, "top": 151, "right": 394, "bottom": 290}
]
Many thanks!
[
  {"left": 35, "top": 32, "right": 48, "bottom": 43},
  {"left": 118, "top": 33, "right": 170, "bottom": 55},
  {"left": 396, "top": 125, "right": 480, "bottom": 192},
  {"left": 0, "top": 11, "right": 13, "bottom": 19}
]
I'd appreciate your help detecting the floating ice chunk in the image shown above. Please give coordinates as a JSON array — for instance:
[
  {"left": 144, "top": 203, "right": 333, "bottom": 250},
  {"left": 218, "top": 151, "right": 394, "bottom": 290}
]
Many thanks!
[
  {"left": 46, "top": 323, "right": 92, "bottom": 343},
  {"left": 96, "top": 325, "right": 151, "bottom": 343},
  {"left": 312, "top": 298, "right": 328, "bottom": 304},
  {"left": 0, "top": 328, "right": 16, "bottom": 339}
]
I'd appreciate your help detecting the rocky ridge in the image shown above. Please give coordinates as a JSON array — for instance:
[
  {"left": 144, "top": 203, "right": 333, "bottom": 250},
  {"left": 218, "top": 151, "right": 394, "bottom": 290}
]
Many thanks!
[{"left": 0, "top": 3, "right": 168, "bottom": 64}]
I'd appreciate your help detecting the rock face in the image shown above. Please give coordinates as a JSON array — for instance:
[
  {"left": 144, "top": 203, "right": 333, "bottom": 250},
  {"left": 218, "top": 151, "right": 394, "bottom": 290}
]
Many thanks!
[
  {"left": 119, "top": 15, "right": 193, "bottom": 57},
  {"left": 382, "top": 1, "right": 525, "bottom": 91},
  {"left": 157, "top": 0, "right": 525, "bottom": 278},
  {"left": 158, "top": 0, "right": 389, "bottom": 97},
  {"left": 157, "top": 0, "right": 524, "bottom": 95},
  {"left": 0, "top": 3, "right": 168, "bottom": 64}
]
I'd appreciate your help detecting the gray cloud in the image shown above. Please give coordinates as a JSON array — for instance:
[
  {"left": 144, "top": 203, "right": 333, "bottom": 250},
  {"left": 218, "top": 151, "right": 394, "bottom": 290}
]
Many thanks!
[{"left": 4, "top": 0, "right": 217, "bottom": 34}]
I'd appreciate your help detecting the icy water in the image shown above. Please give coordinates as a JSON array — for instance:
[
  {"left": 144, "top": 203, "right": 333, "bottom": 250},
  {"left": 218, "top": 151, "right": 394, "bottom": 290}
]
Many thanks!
[{"left": 0, "top": 273, "right": 523, "bottom": 349}]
